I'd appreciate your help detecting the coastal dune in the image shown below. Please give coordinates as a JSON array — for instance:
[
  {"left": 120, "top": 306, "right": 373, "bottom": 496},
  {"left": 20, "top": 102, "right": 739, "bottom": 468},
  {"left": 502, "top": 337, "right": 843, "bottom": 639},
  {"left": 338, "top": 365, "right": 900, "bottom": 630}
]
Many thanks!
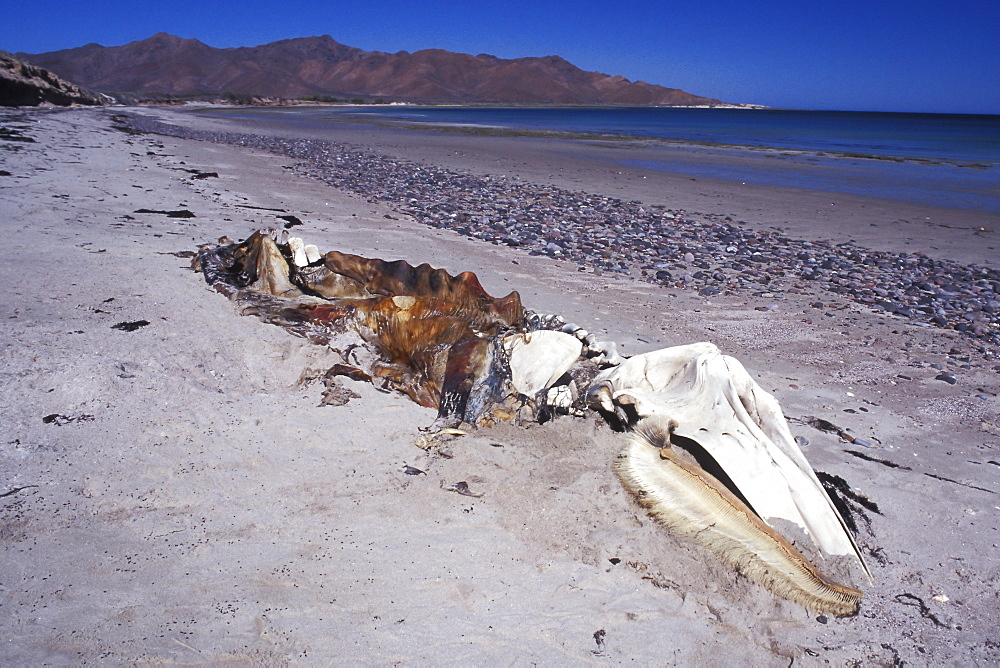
[{"left": 0, "top": 107, "right": 997, "bottom": 664}]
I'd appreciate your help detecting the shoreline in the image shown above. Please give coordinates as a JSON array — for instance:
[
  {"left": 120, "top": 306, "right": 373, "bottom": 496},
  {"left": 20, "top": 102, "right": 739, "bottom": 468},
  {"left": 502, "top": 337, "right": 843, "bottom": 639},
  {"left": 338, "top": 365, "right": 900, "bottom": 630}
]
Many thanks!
[
  {"left": 159, "top": 105, "right": 1000, "bottom": 266},
  {"left": 181, "top": 103, "right": 993, "bottom": 156},
  {"left": 1, "top": 107, "right": 998, "bottom": 664},
  {"left": 123, "top": 108, "right": 1000, "bottom": 353},
  {"left": 246, "top": 111, "right": 996, "bottom": 169}
]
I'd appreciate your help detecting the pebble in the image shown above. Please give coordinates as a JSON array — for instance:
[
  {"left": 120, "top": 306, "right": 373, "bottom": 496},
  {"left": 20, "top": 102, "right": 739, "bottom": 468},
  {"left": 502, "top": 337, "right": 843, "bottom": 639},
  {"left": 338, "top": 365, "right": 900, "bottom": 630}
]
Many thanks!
[
  {"left": 935, "top": 373, "right": 958, "bottom": 385},
  {"left": 122, "top": 113, "right": 1000, "bottom": 354}
]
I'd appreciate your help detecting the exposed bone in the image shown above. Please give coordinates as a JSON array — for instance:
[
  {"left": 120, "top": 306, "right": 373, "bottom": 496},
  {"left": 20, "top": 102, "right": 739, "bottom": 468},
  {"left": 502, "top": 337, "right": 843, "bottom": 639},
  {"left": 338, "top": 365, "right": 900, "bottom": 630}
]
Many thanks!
[
  {"left": 288, "top": 237, "right": 308, "bottom": 267},
  {"left": 588, "top": 342, "right": 870, "bottom": 579},
  {"left": 525, "top": 313, "right": 620, "bottom": 366},
  {"left": 589, "top": 340, "right": 623, "bottom": 367},
  {"left": 546, "top": 385, "right": 575, "bottom": 411},
  {"left": 523, "top": 311, "right": 566, "bottom": 332},
  {"left": 504, "top": 330, "right": 582, "bottom": 397},
  {"left": 304, "top": 244, "right": 321, "bottom": 264}
]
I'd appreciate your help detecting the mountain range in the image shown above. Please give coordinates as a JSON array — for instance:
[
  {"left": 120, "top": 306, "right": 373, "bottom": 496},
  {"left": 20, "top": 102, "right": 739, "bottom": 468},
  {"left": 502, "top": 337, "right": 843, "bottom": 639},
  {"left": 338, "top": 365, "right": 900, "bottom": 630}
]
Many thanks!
[{"left": 19, "top": 33, "right": 723, "bottom": 106}]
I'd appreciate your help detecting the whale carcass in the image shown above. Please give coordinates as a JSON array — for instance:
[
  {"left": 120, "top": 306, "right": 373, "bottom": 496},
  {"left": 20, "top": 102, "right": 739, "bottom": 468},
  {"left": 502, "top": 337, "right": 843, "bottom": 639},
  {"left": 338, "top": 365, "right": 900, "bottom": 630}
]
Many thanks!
[{"left": 195, "top": 229, "right": 870, "bottom": 616}]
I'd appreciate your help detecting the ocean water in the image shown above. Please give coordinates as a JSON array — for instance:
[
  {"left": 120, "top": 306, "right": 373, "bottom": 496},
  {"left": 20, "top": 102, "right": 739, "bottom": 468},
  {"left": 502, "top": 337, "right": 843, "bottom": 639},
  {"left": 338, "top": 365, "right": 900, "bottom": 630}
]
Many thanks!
[
  {"left": 325, "top": 107, "right": 1000, "bottom": 163},
  {"left": 202, "top": 106, "right": 1000, "bottom": 212}
]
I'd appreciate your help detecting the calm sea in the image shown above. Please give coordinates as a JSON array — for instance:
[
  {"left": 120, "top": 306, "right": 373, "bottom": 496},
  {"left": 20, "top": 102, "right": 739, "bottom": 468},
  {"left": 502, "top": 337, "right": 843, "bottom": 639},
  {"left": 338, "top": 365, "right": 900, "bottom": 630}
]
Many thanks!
[{"left": 203, "top": 106, "right": 1000, "bottom": 212}]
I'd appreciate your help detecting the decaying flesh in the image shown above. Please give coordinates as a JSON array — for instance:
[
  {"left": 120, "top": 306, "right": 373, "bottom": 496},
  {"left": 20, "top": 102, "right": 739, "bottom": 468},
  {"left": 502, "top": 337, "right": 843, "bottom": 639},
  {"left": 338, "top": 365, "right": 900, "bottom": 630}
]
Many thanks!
[
  {"left": 195, "top": 229, "right": 870, "bottom": 615},
  {"left": 199, "top": 230, "right": 522, "bottom": 426}
]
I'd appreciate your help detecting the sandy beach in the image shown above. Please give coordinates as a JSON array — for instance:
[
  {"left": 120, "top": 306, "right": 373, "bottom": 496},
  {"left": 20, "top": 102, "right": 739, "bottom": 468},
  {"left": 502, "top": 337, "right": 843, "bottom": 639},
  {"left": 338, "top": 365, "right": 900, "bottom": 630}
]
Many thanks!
[{"left": 1, "top": 106, "right": 998, "bottom": 664}]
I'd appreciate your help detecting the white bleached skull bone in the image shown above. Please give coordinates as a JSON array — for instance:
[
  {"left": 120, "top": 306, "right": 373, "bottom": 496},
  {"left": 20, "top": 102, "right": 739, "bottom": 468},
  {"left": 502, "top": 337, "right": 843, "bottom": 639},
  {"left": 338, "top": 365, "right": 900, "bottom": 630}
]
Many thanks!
[{"left": 587, "top": 341, "right": 869, "bottom": 576}]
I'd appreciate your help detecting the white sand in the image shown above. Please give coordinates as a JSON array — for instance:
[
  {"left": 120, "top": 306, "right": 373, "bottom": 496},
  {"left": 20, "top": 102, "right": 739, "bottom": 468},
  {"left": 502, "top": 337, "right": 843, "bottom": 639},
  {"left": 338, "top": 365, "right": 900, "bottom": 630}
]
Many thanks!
[{"left": 1, "top": 107, "right": 997, "bottom": 664}]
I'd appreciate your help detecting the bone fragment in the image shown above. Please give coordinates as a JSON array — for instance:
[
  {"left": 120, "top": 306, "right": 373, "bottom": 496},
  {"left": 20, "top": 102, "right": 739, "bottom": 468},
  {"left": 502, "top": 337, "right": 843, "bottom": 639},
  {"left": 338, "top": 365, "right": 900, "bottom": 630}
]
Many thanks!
[
  {"left": 589, "top": 340, "right": 623, "bottom": 367},
  {"left": 547, "top": 385, "right": 572, "bottom": 409},
  {"left": 304, "top": 244, "right": 321, "bottom": 264},
  {"left": 287, "top": 237, "right": 308, "bottom": 267},
  {"left": 504, "top": 330, "right": 582, "bottom": 398}
]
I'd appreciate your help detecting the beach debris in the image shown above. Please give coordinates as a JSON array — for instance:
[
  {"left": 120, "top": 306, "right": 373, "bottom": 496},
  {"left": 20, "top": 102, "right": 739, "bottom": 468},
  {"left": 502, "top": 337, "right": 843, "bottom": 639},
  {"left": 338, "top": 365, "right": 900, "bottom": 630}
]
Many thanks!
[
  {"left": 922, "top": 472, "right": 995, "bottom": 494},
  {"left": 415, "top": 428, "right": 464, "bottom": 456},
  {"left": 134, "top": 208, "right": 196, "bottom": 218},
  {"left": 844, "top": 450, "right": 912, "bottom": 470},
  {"left": 42, "top": 413, "right": 95, "bottom": 425},
  {"left": 277, "top": 214, "right": 303, "bottom": 228},
  {"left": 112, "top": 319, "right": 150, "bottom": 331},
  {"left": 194, "top": 229, "right": 871, "bottom": 615},
  {"left": 814, "top": 471, "right": 881, "bottom": 535},
  {"left": 0, "top": 125, "right": 36, "bottom": 142},
  {"left": 798, "top": 415, "right": 871, "bottom": 445},
  {"left": 442, "top": 481, "right": 482, "bottom": 497},
  {"left": 0, "top": 484, "right": 39, "bottom": 498},
  {"left": 894, "top": 593, "right": 951, "bottom": 628},
  {"left": 319, "top": 378, "right": 360, "bottom": 406}
]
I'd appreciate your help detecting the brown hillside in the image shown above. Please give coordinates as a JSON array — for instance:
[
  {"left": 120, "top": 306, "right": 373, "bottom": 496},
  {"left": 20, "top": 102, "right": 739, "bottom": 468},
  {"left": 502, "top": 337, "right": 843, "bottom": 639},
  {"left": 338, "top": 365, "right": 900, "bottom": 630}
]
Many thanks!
[{"left": 21, "top": 33, "right": 722, "bottom": 105}]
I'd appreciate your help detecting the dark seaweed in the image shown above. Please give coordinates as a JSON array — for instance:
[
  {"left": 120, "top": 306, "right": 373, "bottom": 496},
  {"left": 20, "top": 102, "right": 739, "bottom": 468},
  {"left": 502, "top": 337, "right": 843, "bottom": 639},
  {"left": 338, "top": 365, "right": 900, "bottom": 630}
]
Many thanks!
[
  {"left": 816, "top": 470, "right": 881, "bottom": 535},
  {"left": 134, "top": 208, "right": 196, "bottom": 218},
  {"left": 894, "top": 593, "right": 950, "bottom": 628},
  {"left": 112, "top": 320, "right": 151, "bottom": 331},
  {"left": 844, "top": 450, "right": 912, "bottom": 470},
  {"left": 43, "top": 413, "right": 95, "bottom": 425},
  {"left": 278, "top": 214, "right": 303, "bottom": 228},
  {"left": 0, "top": 126, "right": 35, "bottom": 142}
]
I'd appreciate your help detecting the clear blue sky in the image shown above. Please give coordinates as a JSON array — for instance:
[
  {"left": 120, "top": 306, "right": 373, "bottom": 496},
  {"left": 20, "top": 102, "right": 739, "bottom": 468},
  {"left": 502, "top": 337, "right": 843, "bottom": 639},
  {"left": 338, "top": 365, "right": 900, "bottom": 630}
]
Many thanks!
[{"left": 3, "top": 0, "right": 998, "bottom": 114}]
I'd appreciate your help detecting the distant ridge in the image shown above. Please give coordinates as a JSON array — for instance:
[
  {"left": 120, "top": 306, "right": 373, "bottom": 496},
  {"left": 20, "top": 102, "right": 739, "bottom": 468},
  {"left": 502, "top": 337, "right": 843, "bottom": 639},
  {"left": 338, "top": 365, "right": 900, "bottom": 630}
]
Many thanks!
[{"left": 19, "top": 33, "right": 725, "bottom": 106}]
